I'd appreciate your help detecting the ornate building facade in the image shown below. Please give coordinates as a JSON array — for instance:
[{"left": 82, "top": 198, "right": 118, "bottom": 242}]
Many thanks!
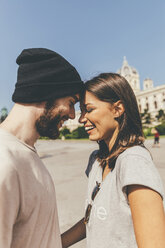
[
  {"left": 65, "top": 57, "right": 165, "bottom": 131},
  {"left": 118, "top": 57, "right": 165, "bottom": 117}
]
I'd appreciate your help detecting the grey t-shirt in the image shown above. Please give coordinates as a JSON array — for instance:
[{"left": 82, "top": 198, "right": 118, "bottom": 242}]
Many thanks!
[{"left": 85, "top": 146, "right": 165, "bottom": 248}]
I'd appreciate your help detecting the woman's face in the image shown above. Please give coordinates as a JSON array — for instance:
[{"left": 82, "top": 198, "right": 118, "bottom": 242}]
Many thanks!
[{"left": 79, "top": 91, "right": 119, "bottom": 145}]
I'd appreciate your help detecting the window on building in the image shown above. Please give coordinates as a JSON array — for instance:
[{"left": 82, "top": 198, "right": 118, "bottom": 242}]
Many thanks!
[
  {"left": 146, "top": 103, "right": 149, "bottom": 110},
  {"left": 154, "top": 101, "right": 157, "bottom": 109},
  {"left": 163, "top": 99, "right": 165, "bottom": 108},
  {"left": 139, "top": 104, "right": 141, "bottom": 112}
]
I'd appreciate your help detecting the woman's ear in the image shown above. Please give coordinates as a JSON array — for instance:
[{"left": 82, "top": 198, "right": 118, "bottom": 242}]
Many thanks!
[{"left": 113, "top": 100, "right": 125, "bottom": 118}]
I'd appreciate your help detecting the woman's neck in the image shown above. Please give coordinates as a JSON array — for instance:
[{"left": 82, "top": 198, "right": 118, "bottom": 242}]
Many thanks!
[{"left": 104, "top": 126, "right": 119, "bottom": 152}]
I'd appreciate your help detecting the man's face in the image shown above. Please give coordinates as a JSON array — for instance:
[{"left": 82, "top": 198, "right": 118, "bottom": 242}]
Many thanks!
[{"left": 35, "top": 95, "right": 79, "bottom": 139}]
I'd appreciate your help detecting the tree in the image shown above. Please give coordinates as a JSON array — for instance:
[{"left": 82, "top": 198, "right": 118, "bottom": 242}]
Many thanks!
[
  {"left": 0, "top": 107, "right": 8, "bottom": 123},
  {"left": 65, "top": 126, "right": 89, "bottom": 139},
  {"left": 155, "top": 123, "right": 165, "bottom": 135},
  {"left": 60, "top": 127, "right": 70, "bottom": 136},
  {"left": 140, "top": 108, "right": 152, "bottom": 125},
  {"left": 156, "top": 109, "right": 165, "bottom": 122},
  {"left": 76, "top": 126, "right": 89, "bottom": 139}
]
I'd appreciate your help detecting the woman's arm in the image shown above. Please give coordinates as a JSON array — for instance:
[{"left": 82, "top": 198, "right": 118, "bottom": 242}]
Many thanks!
[
  {"left": 61, "top": 218, "right": 86, "bottom": 248},
  {"left": 128, "top": 185, "right": 165, "bottom": 248}
]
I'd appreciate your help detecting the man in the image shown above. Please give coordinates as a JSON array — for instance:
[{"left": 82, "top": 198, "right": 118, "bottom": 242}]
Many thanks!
[{"left": 0, "top": 48, "right": 84, "bottom": 248}]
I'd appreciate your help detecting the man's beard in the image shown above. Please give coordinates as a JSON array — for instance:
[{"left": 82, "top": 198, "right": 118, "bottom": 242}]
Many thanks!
[{"left": 35, "top": 108, "right": 64, "bottom": 139}]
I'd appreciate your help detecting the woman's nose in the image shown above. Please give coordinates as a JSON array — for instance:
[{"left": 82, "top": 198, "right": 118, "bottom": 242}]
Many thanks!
[{"left": 79, "top": 110, "right": 86, "bottom": 123}]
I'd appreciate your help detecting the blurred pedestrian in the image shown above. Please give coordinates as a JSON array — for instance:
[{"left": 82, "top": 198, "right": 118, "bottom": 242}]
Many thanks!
[{"left": 154, "top": 128, "right": 160, "bottom": 147}]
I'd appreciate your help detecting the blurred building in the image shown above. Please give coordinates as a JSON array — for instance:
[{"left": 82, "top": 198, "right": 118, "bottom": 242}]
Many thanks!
[
  {"left": 64, "top": 110, "right": 83, "bottom": 131},
  {"left": 64, "top": 57, "right": 165, "bottom": 131},
  {"left": 117, "top": 57, "right": 165, "bottom": 117}
]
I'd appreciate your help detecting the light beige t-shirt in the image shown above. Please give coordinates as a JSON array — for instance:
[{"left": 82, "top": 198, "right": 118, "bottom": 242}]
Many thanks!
[{"left": 0, "top": 129, "right": 62, "bottom": 248}]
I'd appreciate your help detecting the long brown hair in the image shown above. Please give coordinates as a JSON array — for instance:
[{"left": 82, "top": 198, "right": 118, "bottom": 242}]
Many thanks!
[{"left": 85, "top": 73, "right": 145, "bottom": 170}]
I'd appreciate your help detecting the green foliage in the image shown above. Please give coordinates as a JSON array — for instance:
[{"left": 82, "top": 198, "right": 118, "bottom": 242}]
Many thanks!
[
  {"left": 156, "top": 109, "right": 165, "bottom": 122},
  {"left": 140, "top": 109, "right": 152, "bottom": 126},
  {"left": 143, "top": 127, "right": 152, "bottom": 137},
  {"left": 76, "top": 126, "right": 89, "bottom": 139},
  {"left": 73, "top": 126, "right": 89, "bottom": 139},
  {"left": 141, "top": 108, "right": 152, "bottom": 126},
  {"left": 143, "top": 123, "right": 165, "bottom": 137},
  {"left": 64, "top": 126, "right": 89, "bottom": 139},
  {"left": 155, "top": 122, "right": 165, "bottom": 135},
  {"left": 39, "top": 126, "right": 88, "bottom": 140},
  {"left": 60, "top": 127, "right": 70, "bottom": 136},
  {"left": 39, "top": 136, "right": 50, "bottom": 140},
  {"left": 65, "top": 134, "right": 73, "bottom": 139},
  {"left": 141, "top": 108, "right": 148, "bottom": 118},
  {"left": 0, "top": 107, "right": 8, "bottom": 122}
]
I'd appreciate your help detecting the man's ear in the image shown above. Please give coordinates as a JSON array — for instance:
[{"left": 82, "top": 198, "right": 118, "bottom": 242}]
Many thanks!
[{"left": 113, "top": 100, "right": 125, "bottom": 118}]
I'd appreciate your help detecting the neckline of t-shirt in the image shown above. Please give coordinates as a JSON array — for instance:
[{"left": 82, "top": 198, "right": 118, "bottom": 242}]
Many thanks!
[
  {"left": 0, "top": 128, "right": 37, "bottom": 153},
  {"left": 89, "top": 165, "right": 113, "bottom": 204},
  {"left": 93, "top": 161, "right": 113, "bottom": 192},
  {"left": 95, "top": 146, "right": 148, "bottom": 187}
]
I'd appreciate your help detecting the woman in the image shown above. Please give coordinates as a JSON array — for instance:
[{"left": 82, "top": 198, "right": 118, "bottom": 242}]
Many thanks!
[{"left": 62, "top": 73, "right": 165, "bottom": 248}]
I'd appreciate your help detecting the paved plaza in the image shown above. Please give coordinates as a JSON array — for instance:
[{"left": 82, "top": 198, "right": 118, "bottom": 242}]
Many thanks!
[{"left": 36, "top": 138, "right": 165, "bottom": 248}]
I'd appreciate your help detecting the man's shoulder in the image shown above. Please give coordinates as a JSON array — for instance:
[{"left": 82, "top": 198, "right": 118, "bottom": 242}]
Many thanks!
[
  {"left": 0, "top": 135, "right": 34, "bottom": 171},
  {"left": 0, "top": 144, "right": 18, "bottom": 180},
  {"left": 0, "top": 136, "right": 22, "bottom": 155},
  {"left": 0, "top": 142, "right": 19, "bottom": 170},
  {"left": 0, "top": 130, "right": 34, "bottom": 155}
]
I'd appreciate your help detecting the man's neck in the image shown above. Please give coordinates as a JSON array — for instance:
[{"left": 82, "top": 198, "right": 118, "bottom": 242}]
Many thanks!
[{"left": 0, "top": 103, "right": 42, "bottom": 147}]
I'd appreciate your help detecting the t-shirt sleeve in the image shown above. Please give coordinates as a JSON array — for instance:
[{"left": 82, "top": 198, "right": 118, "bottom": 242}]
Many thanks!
[
  {"left": 85, "top": 150, "right": 99, "bottom": 177},
  {"left": 0, "top": 164, "right": 20, "bottom": 247},
  {"left": 119, "top": 154, "right": 164, "bottom": 202}
]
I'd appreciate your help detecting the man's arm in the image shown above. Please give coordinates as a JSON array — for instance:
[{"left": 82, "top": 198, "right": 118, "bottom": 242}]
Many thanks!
[
  {"left": 0, "top": 165, "right": 20, "bottom": 247},
  {"left": 61, "top": 218, "right": 86, "bottom": 248}
]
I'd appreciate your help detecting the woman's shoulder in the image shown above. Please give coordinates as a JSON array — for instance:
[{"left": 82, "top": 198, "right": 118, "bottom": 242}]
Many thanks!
[
  {"left": 116, "top": 146, "right": 165, "bottom": 201},
  {"left": 115, "top": 145, "right": 157, "bottom": 181},
  {"left": 118, "top": 145, "right": 152, "bottom": 162}
]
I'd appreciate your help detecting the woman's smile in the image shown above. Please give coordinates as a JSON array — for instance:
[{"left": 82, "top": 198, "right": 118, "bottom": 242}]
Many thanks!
[
  {"left": 79, "top": 91, "right": 119, "bottom": 146},
  {"left": 84, "top": 124, "right": 96, "bottom": 133}
]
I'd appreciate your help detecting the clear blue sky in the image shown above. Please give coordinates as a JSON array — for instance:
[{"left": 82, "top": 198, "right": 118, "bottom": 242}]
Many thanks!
[{"left": 0, "top": 0, "right": 165, "bottom": 111}]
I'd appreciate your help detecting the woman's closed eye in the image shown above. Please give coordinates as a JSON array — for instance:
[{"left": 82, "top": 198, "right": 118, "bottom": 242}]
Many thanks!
[{"left": 86, "top": 107, "right": 94, "bottom": 113}]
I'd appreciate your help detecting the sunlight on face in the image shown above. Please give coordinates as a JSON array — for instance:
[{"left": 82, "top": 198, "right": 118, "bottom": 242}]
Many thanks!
[
  {"left": 79, "top": 91, "right": 119, "bottom": 145},
  {"left": 36, "top": 94, "right": 79, "bottom": 139}
]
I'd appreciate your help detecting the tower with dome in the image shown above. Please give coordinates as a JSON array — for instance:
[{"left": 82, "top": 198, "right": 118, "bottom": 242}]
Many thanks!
[
  {"left": 117, "top": 56, "right": 140, "bottom": 93},
  {"left": 117, "top": 57, "right": 165, "bottom": 120}
]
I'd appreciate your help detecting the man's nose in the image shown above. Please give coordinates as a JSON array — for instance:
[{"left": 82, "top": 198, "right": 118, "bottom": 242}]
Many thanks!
[{"left": 69, "top": 107, "right": 76, "bottom": 119}]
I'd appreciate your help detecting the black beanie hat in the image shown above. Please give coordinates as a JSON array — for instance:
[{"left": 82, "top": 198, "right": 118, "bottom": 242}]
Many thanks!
[{"left": 12, "top": 48, "right": 84, "bottom": 103}]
